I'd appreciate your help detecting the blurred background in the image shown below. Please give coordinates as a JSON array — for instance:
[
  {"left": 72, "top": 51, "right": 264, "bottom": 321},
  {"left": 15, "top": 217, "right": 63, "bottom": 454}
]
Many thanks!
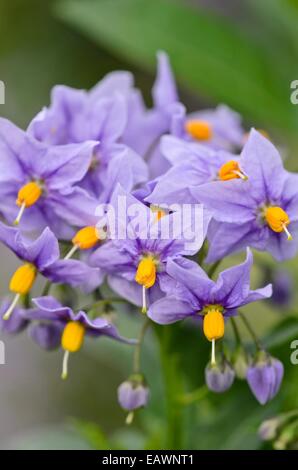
[{"left": 1, "top": 0, "right": 298, "bottom": 450}]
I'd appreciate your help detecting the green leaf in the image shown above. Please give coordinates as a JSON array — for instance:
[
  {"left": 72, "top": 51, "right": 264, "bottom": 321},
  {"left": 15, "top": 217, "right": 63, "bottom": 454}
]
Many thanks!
[
  {"left": 55, "top": 0, "right": 298, "bottom": 133},
  {"left": 264, "top": 317, "right": 298, "bottom": 350}
]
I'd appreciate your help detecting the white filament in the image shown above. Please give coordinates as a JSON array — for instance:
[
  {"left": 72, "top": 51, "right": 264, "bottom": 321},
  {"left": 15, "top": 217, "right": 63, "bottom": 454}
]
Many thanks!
[
  {"left": 3, "top": 294, "right": 20, "bottom": 320},
  {"left": 61, "top": 350, "right": 70, "bottom": 380},
  {"left": 282, "top": 224, "right": 293, "bottom": 241},
  {"left": 211, "top": 339, "right": 216, "bottom": 366},
  {"left": 142, "top": 286, "right": 147, "bottom": 314},
  {"left": 233, "top": 170, "right": 248, "bottom": 181},
  {"left": 64, "top": 245, "right": 78, "bottom": 260},
  {"left": 14, "top": 202, "right": 26, "bottom": 226}
]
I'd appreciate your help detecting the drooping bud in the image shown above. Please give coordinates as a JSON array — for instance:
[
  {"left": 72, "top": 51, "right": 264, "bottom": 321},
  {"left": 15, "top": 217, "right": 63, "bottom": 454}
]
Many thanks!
[
  {"left": 246, "top": 351, "right": 284, "bottom": 405},
  {"left": 258, "top": 417, "right": 281, "bottom": 441},
  {"left": 117, "top": 374, "right": 149, "bottom": 424},
  {"left": 205, "top": 360, "right": 235, "bottom": 393}
]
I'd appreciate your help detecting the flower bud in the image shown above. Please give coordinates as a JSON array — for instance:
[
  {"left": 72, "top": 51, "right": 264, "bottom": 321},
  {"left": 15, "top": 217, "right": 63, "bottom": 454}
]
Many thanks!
[
  {"left": 205, "top": 360, "right": 235, "bottom": 393},
  {"left": 117, "top": 374, "right": 149, "bottom": 411},
  {"left": 246, "top": 352, "right": 284, "bottom": 405},
  {"left": 29, "top": 322, "right": 62, "bottom": 350},
  {"left": 258, "top": 417, "right": 280, "bottom": 441}
]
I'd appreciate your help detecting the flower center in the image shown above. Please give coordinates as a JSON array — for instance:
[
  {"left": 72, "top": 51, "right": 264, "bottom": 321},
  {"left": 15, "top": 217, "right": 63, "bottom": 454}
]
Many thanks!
[
  {"left": 218, "top": 160, "right": 248, "bottom": 181},
  {"left": 135, "top": 257, "right": 157, "bottom": 289},
  {"left": 3, "top": 263, "right": 37, "bottom": 321},
  {"left": 61, "top": 321, "right": 86, "bottom": 380},
  {"left": 185, "top": 120, "right": 212, "bottom": 141},
  {"left": 14, "top": 181, "right": 42, "bottom": 225},
  {"left": 265, "top": 206, "right": 292, "bottom": 240},
  {"left": 203, "top": 309, "right": 225, "bottom": 341},
  {"left": 89, "top": 153, "right": 99, "bottom": 171},
  {"left": 150, "top": 204, "right": 166, "bottom": 222},
  {"left": 135, "top": 256, "right": 157, "bottom": 314}
]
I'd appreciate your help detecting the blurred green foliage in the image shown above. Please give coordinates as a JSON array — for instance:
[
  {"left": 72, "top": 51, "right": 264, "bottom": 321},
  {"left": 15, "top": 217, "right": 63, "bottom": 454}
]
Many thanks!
[{"left": 55, "top": 0, "right": 298, "bottom": 141}]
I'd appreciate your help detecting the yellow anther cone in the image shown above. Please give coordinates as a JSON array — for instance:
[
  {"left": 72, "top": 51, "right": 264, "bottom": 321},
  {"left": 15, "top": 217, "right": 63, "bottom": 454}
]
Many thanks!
[{"left": 185, "top": 120, "right": 212, "bottom": 141}]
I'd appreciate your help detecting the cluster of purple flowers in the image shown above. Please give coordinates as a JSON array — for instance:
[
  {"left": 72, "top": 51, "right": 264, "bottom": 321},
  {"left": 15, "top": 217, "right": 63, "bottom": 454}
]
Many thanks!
[{"left": 0, "top": 52, "right": 292, "bottom": 422}]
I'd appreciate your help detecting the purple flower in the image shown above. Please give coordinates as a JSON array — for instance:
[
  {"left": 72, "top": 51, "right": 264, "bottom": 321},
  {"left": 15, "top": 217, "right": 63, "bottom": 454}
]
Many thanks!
[
  {"left": 90, "top": 185, "right": 210, "bottom": 313},
  {"left": 191, "top": 130, "right": 298, "bottom": 261},
  {"left": 117, "top": 374, "right": 149, "bottom": 423},
  {"left": 184, "top": 105, "right": 245, "bottom": 151},
  {"left": 246, "top": 353, "right": 284, "bottom": 405},
  {"left": 28, "top": 78, "right": 148, "bottom": 198},
  {"left": 0, "top": 223, "right": 100, "bottom": 320},
  {"left": 148, "top": 248, "right": 271, "bottom": 364},
  {"left": 24, "top": 296, "right": 136, "bottom": 379},
  {"left": 147, "top": 135, "right": 240, "bottom": 205},
  {"left": 0, "top": 118, "right": 98, "bottom": 236},
  {"left": 0, "top": 299, "right": 28, "bottom": 334},
  {"left": 205, "top": 361, "right": 235, "bottom": 393},
  {"left": 28, "top": 322, "right": 63, "bottom": 350}
]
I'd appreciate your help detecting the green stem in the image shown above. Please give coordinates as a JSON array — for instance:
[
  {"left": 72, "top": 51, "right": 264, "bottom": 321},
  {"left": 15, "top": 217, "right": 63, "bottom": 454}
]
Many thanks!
[
  {"left": 133, "top": 317, "right": 151, "bottom": 374},
  {"left": 42, "top": 280, "right": 52, "bottom": 296},
  {"left": 230, "top": 317, "right": 241, "bottom": 346},
  {"left": 83, "top": 297, "right": 129, "bottom": 313},
  {"left": 207, "top": 259, "right": 222, "bottom": 278},
  {"left": 197, "top": 240, "right": 208, "bottom": 265},
  {"left": 239, "top": 310, "right": 262, "bottom": 350},
  {"left": 178, "top": 385, "right": 208, "bottom": 406},
  {"left": 154, "top": 324, "right": 184, "bottom": 449}
]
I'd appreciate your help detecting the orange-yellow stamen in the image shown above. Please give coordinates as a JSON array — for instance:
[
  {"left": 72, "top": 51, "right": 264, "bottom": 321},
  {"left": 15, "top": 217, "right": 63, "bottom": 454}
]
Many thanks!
[
  {"left": 64, "top": 226, "right": 100, "bottom": 260},
  {"left": 135, "top": 257, "right": 156, "bottom": 289},
  {"left": 265, "top": 206, "right": 292, "bottom": 240},
  {"left": 203, "top": 309, "right": 225, "bottom": 365},
  {"left": 150, "top": 205, "right": 166, "bottom": 222},
  {"left": 185, "top": 120, "right": 212, "bottom": 141},
  {"left": 3, "top": 263, "right": 37, "bottom": 321},
  {"left": 203, "top": 309, "right": 225, "bottom": 342},
  {"left": 135, "top": 257, "right": 157, "bottom": 314},
  {"left": 9, "top": 263, "right": 37, "bottom": 295},
  {"left": 218, "top": 160, "right": 247, "bottom": 181},
  {"left": 61, "top": 321, "right": 86, "bottom": 379},
  {"left": 14, "top": 181, "right": 42, "bottom": 225},
  {"left": 72, "top": 226, "right": 99, "bottom": 250}
]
